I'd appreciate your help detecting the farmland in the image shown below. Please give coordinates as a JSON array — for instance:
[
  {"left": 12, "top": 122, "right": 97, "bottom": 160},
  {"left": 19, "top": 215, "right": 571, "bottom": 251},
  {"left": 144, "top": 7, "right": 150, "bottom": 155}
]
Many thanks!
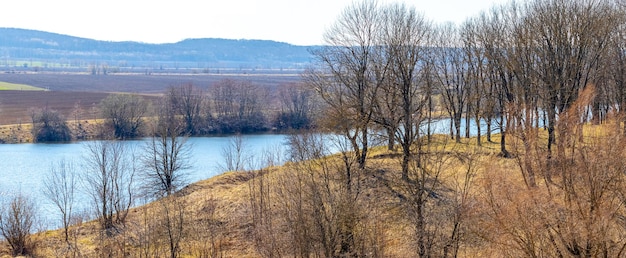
[
  {"left": 0, "top": 81, "right": 45, "bottom": 91},
  {"left": 0, "top": 71, "right": 302, "bottom": 93},
  {"left": 0, "top": 71, "right": 302, "bottom": 126}
]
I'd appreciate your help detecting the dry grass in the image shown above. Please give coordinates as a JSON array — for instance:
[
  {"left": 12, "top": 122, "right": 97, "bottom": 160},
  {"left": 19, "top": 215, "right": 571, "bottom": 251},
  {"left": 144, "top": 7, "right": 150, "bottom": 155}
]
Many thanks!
[
  {"left": 0, "top": 119, "right": 104, "bottom": 143},
  {"left": 17, "top": 132, "right": 508, "bottom": 257},
  {"left": 5, "top": 123, "right": 624, "bottom": 257}
]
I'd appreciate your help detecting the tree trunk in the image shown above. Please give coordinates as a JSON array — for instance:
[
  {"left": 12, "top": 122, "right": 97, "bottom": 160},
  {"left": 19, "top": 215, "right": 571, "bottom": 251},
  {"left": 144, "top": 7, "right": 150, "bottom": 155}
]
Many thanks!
[
  {"left": 455, "top": 114, "right": 462, "bottom": 143},
  {"left": 465, "top": 110, "right": 471, "bottom": 139},
  {"left": 500, "top": 115, "right": 510, "bottom": 158},
  {"left": 486, "top": 116, "right": 492, "bottom": 142},
  {"left": 387, "top": 126, "right": 396, "bottom": 151},
  {"left": 449, "top": 116, "right": 454, "bottom": 139},
  {"left": 547, "top": 103, "right": 556, "bottom": 160},
  {"left": 475, "top": 116, "right": 482, "bottom": 146}
]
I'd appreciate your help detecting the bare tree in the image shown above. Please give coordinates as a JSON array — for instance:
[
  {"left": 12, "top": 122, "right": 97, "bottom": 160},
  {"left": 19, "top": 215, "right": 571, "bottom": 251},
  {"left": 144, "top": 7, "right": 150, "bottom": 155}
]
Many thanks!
[
  {"left": 606, "top": 11, "right": 626, "bottom": 132},
  {"left": 273, "top": 82, "right": 316, "bottom": 130},
  {"left": 219, "top": 134, "right": 249, "bottom": 172},
  {"left": 474, "top": 5, "right": 516, "bottom": 157},
  {"left": 167, "top": 83, "right": 206, "bottom": 135},
  {"left": 248, "top": 150, "right": 283, "bottom": 257},
  {"left": 100, "top": 94, "right": 150, "bottom": 139},
  {"left": 209, "top": 79, "right": 268, "bottom": 133},
  {"left": 307, "top": 0, "right": 385, "bottom": 170},
  {"left": 82, "top": 140, "right": 136, "bottom": 234},
  {"left": 31, "top": 107, "right": 72, "bottom": 142},
  {"left": 272, "top": 132, "right": 378, "bottom": 257},
  {"left": 372, "top": 72, "right": 402, "bottom": 151},
  {"left": 380, "top": 2, "right": 431, "bottom": 180},
  {"left": 42, "top": 159, "right": 77, "bottom": 243},
  {"left": 432, "top": 23, "right": 471, "bottom": 144},
  {"left": 0, "top": 194, "right": 37, "bottom": 256},
  {"left": 517, "top": 0, "right": 620, "bottom": 160},
  {"left": 461, "top": 18, "right": 491, "bottom": 146},
  {"left": 160, "top": 198, "right": 186, "bottom": 258},
  {"left": 142, "top": 98, "right": 192, "bottom": 197}
]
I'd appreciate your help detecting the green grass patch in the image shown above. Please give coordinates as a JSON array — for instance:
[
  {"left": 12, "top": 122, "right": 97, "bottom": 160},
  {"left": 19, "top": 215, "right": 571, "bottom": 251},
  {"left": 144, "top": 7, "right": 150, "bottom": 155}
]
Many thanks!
[{"left": 0, "top": 81, "right": 46, "bottom": 91}]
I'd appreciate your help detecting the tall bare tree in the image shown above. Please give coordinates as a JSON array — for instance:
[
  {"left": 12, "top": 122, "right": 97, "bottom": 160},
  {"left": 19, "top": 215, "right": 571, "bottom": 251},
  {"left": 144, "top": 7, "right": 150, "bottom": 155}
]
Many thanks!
[
  {"left": 82, "top": 140, "right": 135, "bottom": 234},
  {"left": 100, "top": 94, "right": 150, "bottom": 139},
  {"left": 380, "top": 2, "right": 431, "bottom": 180},
  {"left": 307, "top": 0, "right": 385, "bottom": 170},
  {"left": 474, "top": 6, "right": 516, "bottom": 157},
  {"left": 605, "top": 7, "right": 626, "bottom": 132},
  {"left": 142, "top": 98, "right": 192, "bottom": 197},
  {"left": 524, "top": 0, "right": 620, "bottom": 159},
  {"left": 461, "top": 18, "right": 491, "bottom": 146},
  {"left": 42, "top": 159, "right": 77, "bottom": 243},
  {"left": 167, "top": 83, "right": 206, "bottom": 136},
  {"left": 209, "top": 79, "right": 268, "bottom": 133},
  {"left": 432, "top": 23, "right": 471, "bottom": 144}
]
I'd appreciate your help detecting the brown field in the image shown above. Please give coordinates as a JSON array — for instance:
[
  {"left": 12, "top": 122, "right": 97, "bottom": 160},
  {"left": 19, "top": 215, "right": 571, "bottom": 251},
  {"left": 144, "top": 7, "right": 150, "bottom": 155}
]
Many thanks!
[
  {"left": 0, "top": 72, "right": 301, "bottom": 93},
  {"left": 0, "top": 91, "right": 112, "bottom": 125},
  {"left": 0, "top": 72, "right": 302, "bottom": 125}
]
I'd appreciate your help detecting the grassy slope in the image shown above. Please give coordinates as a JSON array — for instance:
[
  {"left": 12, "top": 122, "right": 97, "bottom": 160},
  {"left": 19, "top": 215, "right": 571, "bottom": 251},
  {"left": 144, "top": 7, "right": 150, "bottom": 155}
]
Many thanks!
[
  {"left": 24, "top": 122, "right": 624, "bottom": 256},
  {"left": 12, "top": 133, "right": 511, "bottom": 257}
]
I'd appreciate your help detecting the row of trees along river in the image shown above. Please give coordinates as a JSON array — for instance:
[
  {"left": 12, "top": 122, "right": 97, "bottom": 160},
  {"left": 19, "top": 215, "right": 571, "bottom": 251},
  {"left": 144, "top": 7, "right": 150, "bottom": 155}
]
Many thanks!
[{"left": 1, "top": 0, "right": 626, "bottom": 256}]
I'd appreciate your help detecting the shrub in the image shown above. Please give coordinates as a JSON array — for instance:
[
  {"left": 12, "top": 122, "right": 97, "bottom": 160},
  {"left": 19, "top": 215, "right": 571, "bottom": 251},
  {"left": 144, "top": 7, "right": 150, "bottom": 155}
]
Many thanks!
[
  {"left": 0, "top": 194, "right": 37, "bottom": 256},
  {"left": 31, "top": 108, "right": 72, "bottom": 142}
]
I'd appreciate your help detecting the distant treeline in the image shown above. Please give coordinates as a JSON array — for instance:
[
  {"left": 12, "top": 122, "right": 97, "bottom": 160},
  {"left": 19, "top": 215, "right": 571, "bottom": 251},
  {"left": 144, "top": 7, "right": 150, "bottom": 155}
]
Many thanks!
[
  {"left": 0, "top": 28, "right": 315, "bottom": 70},
  {"left": 30, "top": 79, "right": 317, "bottom": 142}
]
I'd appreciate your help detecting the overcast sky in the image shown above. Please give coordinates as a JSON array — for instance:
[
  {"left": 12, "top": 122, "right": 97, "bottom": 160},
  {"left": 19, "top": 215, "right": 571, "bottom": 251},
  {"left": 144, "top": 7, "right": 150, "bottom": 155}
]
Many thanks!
[{"left": 1, "top": 0, "right": 510, "bottom": 46}]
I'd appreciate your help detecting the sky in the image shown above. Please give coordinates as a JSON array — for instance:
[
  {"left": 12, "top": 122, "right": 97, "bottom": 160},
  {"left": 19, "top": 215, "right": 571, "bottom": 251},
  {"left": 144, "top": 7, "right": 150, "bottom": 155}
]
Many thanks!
[{"left": 1, "top": 0, "right": 511, "bottom": 46}]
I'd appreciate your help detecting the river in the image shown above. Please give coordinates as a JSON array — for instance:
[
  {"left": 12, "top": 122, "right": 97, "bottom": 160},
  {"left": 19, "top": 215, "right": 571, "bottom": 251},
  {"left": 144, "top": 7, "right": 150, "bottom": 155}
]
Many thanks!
[
  {"left": 0, "top": 134, "right": 290, "bottom": 228},
  {"left": 0, "top": 118, "right": 497, "bottom": 229}
]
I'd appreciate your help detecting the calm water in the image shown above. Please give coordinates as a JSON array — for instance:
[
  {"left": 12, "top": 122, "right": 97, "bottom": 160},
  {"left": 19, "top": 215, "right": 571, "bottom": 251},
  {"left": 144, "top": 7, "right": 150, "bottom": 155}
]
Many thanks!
[
  {"left": 0, "top": 134, "right": 290, "bottom": 228},
  {"left": 0, "top": 118, "right": 495, "bottom": 229}
]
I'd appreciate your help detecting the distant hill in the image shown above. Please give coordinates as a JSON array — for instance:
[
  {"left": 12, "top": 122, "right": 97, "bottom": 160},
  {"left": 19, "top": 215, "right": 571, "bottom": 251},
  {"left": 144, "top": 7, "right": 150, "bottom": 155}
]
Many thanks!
[{"left": 0, "top": 28, "right": 317, "bottom": 70}]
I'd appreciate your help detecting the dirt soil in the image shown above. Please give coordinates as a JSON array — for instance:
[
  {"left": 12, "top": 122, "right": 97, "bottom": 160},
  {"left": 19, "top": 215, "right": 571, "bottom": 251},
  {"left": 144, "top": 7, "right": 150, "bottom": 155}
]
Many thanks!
[
  {"left": 0, "top": 72, "right": 300, "bottom": 127},
  {"left": 0, "top": 72, "right": 300, "bottom": 93},
  {"left": 0, "top": 91, "right": 113, "bottom": 125}
]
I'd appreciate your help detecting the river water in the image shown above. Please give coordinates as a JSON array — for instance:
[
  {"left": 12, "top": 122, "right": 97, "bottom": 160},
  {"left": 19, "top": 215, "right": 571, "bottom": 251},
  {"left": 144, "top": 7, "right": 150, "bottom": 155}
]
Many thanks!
[
  {"left": 0, "top": 134, "right": 290, "bottom": 228},
  {"left": 0, "top": 118, "right": 497, "bottom": 229}
]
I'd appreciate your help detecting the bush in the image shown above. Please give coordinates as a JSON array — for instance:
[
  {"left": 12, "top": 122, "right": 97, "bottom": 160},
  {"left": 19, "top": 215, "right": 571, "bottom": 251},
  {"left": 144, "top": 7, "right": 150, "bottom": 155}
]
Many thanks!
[
  {"left": 0, "top": 194, "right": 37, "bottom": 256},
  {"left": 272, "top": 112, "right": 312, "bottom": 131},
  {"left": 31, "top": 108, "right": 72, "bottom": 142},
  {"left": 99, "top": 94, "right": 149, "bottom": 139}
]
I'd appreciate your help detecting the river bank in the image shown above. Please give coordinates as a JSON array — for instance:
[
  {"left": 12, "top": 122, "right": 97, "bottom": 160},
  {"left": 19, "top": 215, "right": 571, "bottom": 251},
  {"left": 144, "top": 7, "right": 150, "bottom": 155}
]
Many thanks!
[{"left": 0, "top": 119, "right": 98, "bottom": 143}]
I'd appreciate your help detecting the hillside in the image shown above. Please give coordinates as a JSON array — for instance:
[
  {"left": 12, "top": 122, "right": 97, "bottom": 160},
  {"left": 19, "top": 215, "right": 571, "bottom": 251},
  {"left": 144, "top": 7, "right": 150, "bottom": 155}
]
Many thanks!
[
  {"left": 10, "top": 135, "right": 502, "bottom": 257},
  {"left": 2, "top": 122, "right": 626, "bottom": 257},
  {"left": 0, "top": 28, "right": 316, "bottom": 70}
]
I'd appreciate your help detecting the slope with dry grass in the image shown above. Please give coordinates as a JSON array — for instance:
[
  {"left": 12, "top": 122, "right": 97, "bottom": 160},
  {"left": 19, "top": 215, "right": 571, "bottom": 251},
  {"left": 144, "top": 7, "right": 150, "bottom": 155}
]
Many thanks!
[
  {"left": 9, "top": 135, "right": 498, "bottom": 257},
  {"left": 4, "top": 122, "right": 626, "bottom": 257}
]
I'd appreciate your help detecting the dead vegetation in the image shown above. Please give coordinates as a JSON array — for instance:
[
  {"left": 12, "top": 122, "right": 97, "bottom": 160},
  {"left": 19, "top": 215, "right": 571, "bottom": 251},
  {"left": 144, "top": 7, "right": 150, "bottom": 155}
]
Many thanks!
[{"left": 0, "top": 116, "right": 623, "bottom": 257}]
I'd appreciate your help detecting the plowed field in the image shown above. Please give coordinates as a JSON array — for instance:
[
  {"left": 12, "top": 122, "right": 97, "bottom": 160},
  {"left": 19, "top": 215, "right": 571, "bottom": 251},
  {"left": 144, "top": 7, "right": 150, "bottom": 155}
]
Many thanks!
[{"left": 0, "top": 72, "right": 300, "bottom": 125}]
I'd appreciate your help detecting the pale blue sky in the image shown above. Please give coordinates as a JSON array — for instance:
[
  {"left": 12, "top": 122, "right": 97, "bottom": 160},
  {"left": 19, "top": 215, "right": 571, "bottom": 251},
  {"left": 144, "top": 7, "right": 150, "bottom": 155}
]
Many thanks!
[{"left": 1, "top": 0, "right": 510, "bottom": 46}]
